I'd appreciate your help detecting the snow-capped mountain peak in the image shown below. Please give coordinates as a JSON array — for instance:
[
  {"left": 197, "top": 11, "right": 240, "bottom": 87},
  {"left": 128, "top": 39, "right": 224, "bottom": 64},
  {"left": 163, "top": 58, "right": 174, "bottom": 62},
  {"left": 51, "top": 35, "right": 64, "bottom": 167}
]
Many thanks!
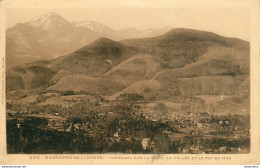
[
  {"left": 29, "top": 12, "right": 72, "bottom": 31},
  {"left": 73, "top": 21, "right": 115, "bottom": 34}
]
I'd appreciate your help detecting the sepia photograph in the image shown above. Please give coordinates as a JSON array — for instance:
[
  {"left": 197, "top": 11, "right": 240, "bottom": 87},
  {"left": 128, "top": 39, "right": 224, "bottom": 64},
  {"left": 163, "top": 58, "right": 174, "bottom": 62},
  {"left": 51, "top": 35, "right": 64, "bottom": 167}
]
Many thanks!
[{"left": 0, "top": 0, "right": 260, "bottom": 165}]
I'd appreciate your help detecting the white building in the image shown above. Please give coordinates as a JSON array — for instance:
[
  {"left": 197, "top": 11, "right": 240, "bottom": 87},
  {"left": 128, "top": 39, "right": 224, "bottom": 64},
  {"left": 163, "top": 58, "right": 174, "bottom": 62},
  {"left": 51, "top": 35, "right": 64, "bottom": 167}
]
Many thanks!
[{"left": 142, "top": 138, "right": 151, "bottom": 150}]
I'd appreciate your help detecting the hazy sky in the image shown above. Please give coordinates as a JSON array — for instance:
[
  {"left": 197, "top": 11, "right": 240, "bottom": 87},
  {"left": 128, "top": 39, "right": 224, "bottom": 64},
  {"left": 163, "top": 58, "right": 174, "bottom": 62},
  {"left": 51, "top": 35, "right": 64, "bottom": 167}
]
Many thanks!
[{"left": 5, "top": 7, "right": 250, "bottom": 40}]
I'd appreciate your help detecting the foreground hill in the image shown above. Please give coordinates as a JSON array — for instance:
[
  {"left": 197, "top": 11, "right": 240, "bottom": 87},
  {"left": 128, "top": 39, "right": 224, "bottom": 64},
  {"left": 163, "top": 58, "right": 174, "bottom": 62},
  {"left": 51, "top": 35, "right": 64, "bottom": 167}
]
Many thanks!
[{"left": 6, "top": 38, "right": 138, "bottom": 93}]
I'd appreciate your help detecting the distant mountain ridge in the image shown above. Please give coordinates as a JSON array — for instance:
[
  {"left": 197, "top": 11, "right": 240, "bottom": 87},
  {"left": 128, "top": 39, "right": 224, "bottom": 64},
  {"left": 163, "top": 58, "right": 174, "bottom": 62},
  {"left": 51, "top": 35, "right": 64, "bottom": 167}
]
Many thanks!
[
  {"left": 117, "top": 26, "right": 172, "bottom": 39},
  {"left": 6, "top": 12, "right": 173, "bottom": 69}
]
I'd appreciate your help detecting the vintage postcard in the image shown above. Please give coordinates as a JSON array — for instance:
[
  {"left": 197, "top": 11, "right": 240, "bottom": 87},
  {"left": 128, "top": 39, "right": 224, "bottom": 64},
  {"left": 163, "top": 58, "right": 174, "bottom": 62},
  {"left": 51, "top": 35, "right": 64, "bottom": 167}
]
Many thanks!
[{"left": 0, "top": 0, "right": 259, "bottom": 165}]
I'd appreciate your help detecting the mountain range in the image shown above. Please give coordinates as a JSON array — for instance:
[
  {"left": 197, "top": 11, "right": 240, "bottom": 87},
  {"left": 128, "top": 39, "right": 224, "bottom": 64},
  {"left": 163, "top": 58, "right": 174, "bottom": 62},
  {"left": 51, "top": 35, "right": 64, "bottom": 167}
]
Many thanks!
[
  {"left": 6, "top": 12, "right": 250, "bottom": 114},
  {"left": 6, "top": 12, "right": 172, "bottom": 69}
]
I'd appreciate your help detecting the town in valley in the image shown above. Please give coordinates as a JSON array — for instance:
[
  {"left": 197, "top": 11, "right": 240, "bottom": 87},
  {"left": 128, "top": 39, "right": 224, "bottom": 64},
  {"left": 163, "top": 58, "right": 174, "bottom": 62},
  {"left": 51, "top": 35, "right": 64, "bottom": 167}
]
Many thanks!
[{"left": 6, "top": 12, "right": 250, "bottom": 154}]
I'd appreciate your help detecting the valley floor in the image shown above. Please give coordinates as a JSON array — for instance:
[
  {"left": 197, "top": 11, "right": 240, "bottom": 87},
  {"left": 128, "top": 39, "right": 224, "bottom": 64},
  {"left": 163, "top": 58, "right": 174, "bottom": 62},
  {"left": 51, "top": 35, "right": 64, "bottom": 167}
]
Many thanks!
[{"left": 6, "top": 89, "right": 250, "bottom": 154}]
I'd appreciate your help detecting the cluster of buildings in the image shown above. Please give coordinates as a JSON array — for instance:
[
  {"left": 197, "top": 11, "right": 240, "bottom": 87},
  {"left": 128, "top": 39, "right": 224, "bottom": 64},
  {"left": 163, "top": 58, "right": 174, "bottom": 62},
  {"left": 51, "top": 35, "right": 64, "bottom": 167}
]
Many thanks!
[{"left": 7, "top": 97, "right": 250, "bottom": 154}]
